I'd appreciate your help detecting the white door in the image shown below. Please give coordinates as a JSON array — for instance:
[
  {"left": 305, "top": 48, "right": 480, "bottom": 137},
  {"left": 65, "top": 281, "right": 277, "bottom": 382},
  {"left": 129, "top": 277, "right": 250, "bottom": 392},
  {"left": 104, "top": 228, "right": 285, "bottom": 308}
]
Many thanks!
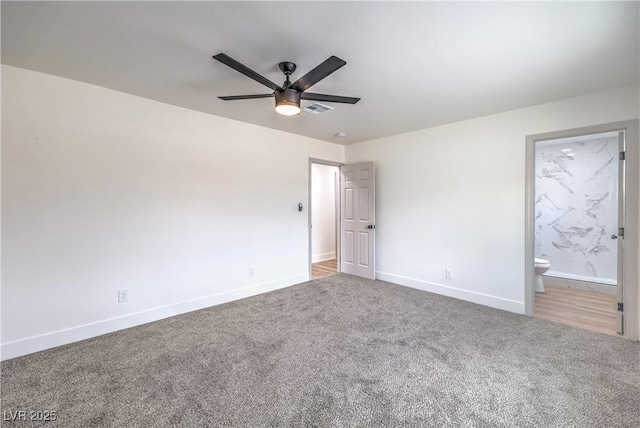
[{"left": 340, "top": 162, "right": 375, "bottom": 279}]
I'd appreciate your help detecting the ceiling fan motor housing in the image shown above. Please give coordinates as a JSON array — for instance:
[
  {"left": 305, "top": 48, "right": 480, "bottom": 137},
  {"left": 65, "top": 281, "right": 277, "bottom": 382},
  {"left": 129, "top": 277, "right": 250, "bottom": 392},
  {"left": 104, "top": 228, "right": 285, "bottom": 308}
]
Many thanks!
[{"left": 275, "top": 88, "right": 301, "bottom": 108}]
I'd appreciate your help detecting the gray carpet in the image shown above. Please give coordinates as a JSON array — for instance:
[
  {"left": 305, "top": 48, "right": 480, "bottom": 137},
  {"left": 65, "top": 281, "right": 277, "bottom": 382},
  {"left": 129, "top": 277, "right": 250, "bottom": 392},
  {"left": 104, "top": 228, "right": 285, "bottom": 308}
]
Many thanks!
[{"left": 2, "top": 274, "right": 639, "bottom": 427}]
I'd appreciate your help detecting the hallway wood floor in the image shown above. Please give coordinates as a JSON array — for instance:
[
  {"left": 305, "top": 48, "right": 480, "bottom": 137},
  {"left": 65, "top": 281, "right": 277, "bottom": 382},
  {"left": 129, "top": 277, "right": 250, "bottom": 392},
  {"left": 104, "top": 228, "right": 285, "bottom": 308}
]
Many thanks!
[
  {"left": 535, "top": 284, "right": 619, "bottom": 336},
  {"left": 312, "top": 259, "right": 338, "bottom": 280}
]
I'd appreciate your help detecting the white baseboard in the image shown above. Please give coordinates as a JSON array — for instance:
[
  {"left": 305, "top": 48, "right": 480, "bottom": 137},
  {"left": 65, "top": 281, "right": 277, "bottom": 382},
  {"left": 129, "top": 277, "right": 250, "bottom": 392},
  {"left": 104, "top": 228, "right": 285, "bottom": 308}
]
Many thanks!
[
  {"left": 376, "top": 271, "right": 525, "bottom": 314},
  {"left": 312, "top": 252, "right": 336, "bottom": 263},
  {"left": 543, "top": 274, "right": 617, "bottom": 295},
  {"left": 1, "top": 274, "right": 308, "bottom": 361}
]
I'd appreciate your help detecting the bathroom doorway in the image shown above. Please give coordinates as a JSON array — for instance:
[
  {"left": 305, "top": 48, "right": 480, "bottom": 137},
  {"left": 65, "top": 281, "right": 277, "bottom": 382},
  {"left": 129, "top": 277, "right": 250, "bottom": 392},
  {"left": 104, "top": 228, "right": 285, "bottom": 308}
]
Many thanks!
[
  {"left": 525, "top": 121, "right": 639, "bottom": 340},
  {"left": 309, "top": 160, "right": 341, "bottom": 280}
]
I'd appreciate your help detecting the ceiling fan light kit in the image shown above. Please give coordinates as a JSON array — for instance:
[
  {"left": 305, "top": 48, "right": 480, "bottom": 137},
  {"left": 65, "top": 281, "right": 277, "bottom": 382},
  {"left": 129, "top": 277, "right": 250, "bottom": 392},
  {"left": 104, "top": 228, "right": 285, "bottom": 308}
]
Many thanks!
[
  {"left": 213, "top": 53, "right": 360, "bottom": 117},
  {"left": 274, "top": 88, "right": 301, "bottom": 116}
]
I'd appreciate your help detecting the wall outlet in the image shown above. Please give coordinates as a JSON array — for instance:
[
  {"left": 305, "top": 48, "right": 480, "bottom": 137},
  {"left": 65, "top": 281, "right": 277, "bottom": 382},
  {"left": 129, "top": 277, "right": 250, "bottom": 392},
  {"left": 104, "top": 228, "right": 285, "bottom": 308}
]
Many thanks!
[
  {"left": 118, "top": 289, "right": 128, "bottom": 303},
  {"left": 445, "top": 269, "right": 453, "bottom": 280},
  {"left": 249, "top": 266, "right": 255, "bottom": 277}
]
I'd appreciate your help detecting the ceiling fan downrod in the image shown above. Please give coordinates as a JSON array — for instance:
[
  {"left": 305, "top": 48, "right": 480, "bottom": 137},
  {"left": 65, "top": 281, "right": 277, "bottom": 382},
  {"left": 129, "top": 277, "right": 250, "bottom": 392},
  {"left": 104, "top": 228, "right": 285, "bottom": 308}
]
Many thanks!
[{"left": 278, "top": 61, "right": 296, "bottom": 89}]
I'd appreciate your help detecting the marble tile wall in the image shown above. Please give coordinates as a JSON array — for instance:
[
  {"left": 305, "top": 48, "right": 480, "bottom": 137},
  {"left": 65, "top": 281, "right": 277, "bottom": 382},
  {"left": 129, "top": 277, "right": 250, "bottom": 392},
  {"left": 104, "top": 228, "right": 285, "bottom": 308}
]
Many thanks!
[{"left": 535, "top": 135, "right": 619, "bottom": 284}]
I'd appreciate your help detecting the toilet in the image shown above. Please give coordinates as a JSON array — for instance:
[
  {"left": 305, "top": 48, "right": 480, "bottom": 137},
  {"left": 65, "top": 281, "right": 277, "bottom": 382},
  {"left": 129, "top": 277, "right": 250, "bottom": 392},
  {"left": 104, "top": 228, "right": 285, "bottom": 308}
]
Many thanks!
[{"left": 534, "top": 258, "right": 550, "bottom": 293}]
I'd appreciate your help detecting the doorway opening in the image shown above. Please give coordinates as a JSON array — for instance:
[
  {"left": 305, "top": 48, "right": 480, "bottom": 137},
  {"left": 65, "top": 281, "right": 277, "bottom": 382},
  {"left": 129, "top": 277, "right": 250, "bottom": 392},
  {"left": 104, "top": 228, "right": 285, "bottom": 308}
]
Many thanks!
[
  {"left": 309, "top": 160, "right": 341, "bottom": 280},
  {"left": 309, "top": 159, "right": 377, "bottom": 281},
  {"left": 525, "top": 121, "right": 639, "bottom": 340},
  {"left": 534, "top": 131, "right": 620, "bottom": 335}
]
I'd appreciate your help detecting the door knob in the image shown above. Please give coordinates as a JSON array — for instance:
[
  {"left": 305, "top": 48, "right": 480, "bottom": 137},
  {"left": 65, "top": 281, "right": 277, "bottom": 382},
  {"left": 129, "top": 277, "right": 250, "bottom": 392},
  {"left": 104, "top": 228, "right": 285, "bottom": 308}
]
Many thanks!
[
  {"left": 611, "top": 235, "right": 618, "bottom": 239},
  {"left": 367, "top": 225, "right": 376, "bottom": 229}
]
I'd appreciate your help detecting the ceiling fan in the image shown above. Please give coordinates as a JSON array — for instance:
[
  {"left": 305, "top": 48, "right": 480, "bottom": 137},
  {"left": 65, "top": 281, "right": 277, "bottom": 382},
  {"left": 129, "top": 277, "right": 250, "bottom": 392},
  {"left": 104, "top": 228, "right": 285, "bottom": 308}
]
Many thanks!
[{"left": 213, "top": 53, "right": 360, "bottom": 116}]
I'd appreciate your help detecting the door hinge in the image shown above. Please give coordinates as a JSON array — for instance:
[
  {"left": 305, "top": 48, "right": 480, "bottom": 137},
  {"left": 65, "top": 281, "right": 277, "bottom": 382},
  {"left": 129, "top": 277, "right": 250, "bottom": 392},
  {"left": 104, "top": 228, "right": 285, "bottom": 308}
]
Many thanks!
[
  {"left": 619, "top": 227, "right": 624, "bottom": 237},
  {"left": 619, "top": 151, "right": 626, "bottom": 161},
  {"left": 618, "top": 302, "right": 624, "bottom": 312}
]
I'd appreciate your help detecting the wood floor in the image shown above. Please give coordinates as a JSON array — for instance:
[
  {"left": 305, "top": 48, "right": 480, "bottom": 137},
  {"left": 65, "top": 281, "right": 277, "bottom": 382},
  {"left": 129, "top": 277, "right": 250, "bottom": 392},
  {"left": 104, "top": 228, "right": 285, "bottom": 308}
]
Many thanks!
[
  {"left": 535, "top": 284, "right": 619, "bottom": 336},
  {"left": 312, "top": 259, "right": 338, "bottom": 280}
]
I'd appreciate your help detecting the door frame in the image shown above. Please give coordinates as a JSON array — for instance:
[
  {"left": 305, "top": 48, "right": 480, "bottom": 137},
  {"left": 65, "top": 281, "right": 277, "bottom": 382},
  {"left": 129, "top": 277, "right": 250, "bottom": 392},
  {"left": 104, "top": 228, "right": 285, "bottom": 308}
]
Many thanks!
[
  {"left": 308, "top": 158, "right": 344, "bottom": 280},
  {"left": 524, "top": 120, "right": 639, "bottom": 340}
]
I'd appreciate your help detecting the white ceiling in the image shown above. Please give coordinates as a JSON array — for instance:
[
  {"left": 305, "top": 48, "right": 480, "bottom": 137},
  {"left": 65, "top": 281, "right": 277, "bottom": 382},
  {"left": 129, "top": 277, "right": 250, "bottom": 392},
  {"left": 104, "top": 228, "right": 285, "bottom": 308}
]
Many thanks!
[{"left": 2, "top": 1, "right": 638, "bottom": 145}]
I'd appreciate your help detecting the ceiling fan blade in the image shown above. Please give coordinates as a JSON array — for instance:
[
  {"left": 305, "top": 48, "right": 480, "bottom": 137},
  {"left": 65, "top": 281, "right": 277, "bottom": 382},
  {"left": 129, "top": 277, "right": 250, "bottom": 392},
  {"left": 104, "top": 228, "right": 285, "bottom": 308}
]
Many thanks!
[
  {"left": 218, "top": 94, "right": 274, "bottom": 101},
  {"left": 213, "top": 53, "right": 282, "bottom": 92},
  {"left": 301, "top": 93, "right": 360, "bottom": 104},
  {"left": 290, "top": 56, "right": 346, "bottom": 92}
]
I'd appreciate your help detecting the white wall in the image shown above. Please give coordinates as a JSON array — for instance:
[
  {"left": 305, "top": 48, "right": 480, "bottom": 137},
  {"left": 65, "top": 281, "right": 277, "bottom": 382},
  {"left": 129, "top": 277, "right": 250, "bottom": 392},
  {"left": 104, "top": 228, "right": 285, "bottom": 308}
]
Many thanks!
[
  {"left": 311, "top": 164, "right": 337, "bottom": 263},
  {"left": 1, "top": 65, "right": 344, "bottom": 359},
  {"left": 346, "top": 85, "right": 639, "bottom": 315}
]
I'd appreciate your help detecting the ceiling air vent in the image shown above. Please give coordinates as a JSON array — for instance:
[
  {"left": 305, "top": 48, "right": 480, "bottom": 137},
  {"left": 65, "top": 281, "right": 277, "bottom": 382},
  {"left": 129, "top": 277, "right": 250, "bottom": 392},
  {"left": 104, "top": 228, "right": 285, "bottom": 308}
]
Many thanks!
[{"left": 303, "top": 102, "right": 333, "bottom": 115}]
